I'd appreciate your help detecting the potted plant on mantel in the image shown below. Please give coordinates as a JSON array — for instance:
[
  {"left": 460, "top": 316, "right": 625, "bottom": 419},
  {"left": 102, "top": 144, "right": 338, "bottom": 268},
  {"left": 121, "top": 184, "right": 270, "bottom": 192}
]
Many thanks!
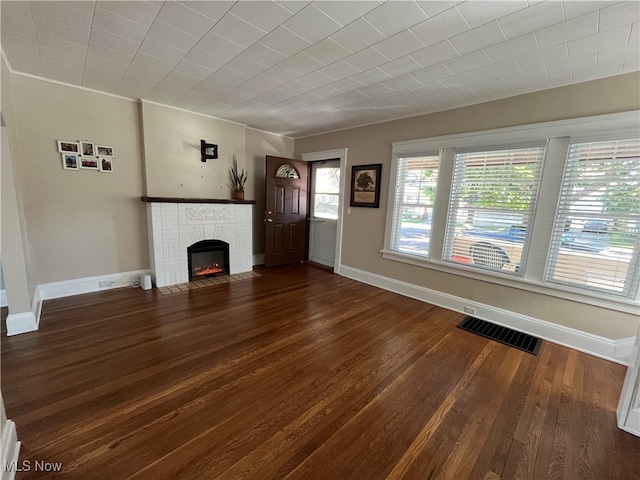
[{"left": 228, "top": 154, "right": 247, "bottom": 201}]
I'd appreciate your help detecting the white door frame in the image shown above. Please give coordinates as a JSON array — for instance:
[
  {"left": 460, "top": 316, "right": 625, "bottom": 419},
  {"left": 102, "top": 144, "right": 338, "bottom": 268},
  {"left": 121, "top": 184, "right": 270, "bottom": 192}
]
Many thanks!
[{"left": 301, "top": 148, "right": 347, "bottom": 274}]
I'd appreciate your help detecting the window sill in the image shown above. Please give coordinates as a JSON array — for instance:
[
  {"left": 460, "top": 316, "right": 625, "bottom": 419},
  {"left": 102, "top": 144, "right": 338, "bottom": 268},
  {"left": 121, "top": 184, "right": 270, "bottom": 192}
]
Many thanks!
[{"left": 381, "top": 249, "right": 639, "bottom": 315}]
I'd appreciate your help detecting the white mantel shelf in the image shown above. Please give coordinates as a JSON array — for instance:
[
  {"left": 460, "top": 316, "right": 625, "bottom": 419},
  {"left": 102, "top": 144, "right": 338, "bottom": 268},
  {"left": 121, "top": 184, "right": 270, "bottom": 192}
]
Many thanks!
[{"left": 145, "top": 199, "right": 254, "bottom": 287}]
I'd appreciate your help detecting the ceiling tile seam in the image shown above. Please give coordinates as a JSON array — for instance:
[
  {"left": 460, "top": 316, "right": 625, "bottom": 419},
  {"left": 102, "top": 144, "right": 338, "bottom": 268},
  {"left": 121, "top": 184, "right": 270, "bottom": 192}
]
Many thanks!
[
  {"left": 454, "top": 4, "right": 473, "bottom": 31},
  {"left": 27, "top": 2, "right": 45, "bottom": 76},
  {"left": 112, "top": 5, "right": 175, "bottom": 96},
  {"left": 80, "top": 1, "right": 98, "bottom": 88},
  {"left": 95, "top": 2, "right": 159, "bottom": 30},
  {"left": 177, "top": 1, "right": 230, "bottom": 23}
]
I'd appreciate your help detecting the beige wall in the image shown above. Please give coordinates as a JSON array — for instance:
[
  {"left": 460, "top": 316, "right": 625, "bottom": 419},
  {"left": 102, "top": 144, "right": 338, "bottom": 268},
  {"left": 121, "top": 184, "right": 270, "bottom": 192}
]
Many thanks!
[
  {"left": 10, "top": 74, "right": 149, "bottom": 285},
  {"left": 295, "top": 72, "right": 640, "bottom": 339},
  {"left": 141, "top": 101, "right": 246, "bottom": 199},
  {"left": 245, "top": 128, "right": 294, "bottom": 256}
]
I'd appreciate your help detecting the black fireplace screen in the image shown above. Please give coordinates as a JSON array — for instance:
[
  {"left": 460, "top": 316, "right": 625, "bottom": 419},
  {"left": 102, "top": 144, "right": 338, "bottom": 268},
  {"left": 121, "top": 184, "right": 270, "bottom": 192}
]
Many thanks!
[{"left": 187, "top": 240, "right": 229, "bottom": 281}]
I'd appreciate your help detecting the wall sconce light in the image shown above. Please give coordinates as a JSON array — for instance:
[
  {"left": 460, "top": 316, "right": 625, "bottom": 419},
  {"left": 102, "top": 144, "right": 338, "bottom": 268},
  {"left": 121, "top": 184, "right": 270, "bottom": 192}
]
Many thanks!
[{"left": 200, "top": 140, "right": 218, "bottom": 162}]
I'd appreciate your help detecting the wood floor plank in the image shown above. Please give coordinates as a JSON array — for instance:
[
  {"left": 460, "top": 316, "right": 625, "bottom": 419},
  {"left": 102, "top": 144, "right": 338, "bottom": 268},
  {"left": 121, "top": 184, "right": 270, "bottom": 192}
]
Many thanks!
[{"left": 2, "top": 265, "right": 638, "bottom": 480}]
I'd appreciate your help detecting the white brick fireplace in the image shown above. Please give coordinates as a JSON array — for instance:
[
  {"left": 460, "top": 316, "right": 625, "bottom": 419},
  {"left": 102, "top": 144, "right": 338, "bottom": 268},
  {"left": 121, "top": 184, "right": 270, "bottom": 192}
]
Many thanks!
[{"left": 145, "top": 199, "right": 254, "bottom": 287}]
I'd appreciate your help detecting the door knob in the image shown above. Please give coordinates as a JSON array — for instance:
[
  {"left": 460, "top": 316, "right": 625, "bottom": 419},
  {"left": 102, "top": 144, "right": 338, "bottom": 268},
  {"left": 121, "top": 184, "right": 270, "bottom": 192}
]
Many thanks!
[
  {"left": 266, "top": 218, "right": 273, "bottom": 222},
  {"left": 267, "top": 210, "right": 273, "bottom": 215}
]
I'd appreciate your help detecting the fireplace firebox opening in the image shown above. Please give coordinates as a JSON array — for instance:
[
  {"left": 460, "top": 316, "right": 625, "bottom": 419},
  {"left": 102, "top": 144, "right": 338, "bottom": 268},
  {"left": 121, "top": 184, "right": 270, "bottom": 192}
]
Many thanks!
[{"left": 187, "top": 240, "right": 230, "bottom": 281}]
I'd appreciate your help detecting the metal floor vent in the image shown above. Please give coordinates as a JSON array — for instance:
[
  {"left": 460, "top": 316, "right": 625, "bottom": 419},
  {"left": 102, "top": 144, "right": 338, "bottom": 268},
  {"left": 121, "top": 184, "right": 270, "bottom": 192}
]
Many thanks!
[{"left": 458, "top": 317, "right": 542, "bottom": 355}]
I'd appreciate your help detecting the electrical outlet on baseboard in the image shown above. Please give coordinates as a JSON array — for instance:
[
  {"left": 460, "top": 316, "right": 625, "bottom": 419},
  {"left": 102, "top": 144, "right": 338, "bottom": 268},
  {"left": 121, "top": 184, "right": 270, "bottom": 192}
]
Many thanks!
[{"left": 463, "top": 306, "right": 476, "bottom": 315}]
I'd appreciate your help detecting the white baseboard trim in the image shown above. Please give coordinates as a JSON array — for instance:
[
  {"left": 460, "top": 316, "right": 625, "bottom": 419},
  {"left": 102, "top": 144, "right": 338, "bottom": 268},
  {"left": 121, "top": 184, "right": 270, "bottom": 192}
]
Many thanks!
[
  {"left": 339, "top": 265, "right": 634, "bottom": 366},
  {"left": 252, "top": 254, "right": 265, "bottom": 266},
  {"left": 1, "top": 419, "right": 20, "bottom": 480},
  {"left": 6, "top": 311, "right": 37, "bottom": 336},
  {"left": 0, "top": 289, "right": 7, "bottom": 308},
  {"left": 37, "top": 269, "right": 152, "bottom": 301},
  {"left": 620, "top": 408, "right": 640, "bottom": 436}
]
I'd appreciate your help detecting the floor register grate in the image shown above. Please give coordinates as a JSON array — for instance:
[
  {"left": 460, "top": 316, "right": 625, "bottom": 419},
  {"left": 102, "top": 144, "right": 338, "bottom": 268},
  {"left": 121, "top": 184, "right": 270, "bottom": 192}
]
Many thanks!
[{"left": 458, "top": 317, "right": 542, "bottom": 355}]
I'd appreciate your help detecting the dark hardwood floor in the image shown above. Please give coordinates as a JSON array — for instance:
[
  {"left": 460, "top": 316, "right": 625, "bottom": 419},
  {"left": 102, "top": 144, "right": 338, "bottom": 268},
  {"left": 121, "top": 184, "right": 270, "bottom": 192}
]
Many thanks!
[{"left": 1, "top": 265, "right": 638, "bottom": 479}]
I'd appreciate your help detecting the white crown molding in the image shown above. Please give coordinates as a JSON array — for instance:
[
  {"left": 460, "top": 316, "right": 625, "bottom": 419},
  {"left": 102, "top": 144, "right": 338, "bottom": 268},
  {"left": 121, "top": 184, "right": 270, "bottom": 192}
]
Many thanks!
[
  {"left": 246, "top": 126, "right": 294, "bottom": 140},
  {"left": 140, "top": 99, "right": 247, "bottom": 127},
  {"left": 339, "top": 264, "right": 636, "bottom": 366}
]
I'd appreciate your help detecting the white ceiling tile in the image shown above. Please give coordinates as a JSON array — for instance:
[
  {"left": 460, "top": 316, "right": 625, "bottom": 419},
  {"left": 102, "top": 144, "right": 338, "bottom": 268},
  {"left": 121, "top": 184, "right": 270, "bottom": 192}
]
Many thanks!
[
  {"left": 263, "top": 64, "right": 304, "bottom": 83},
  {"left": 283, "top": 4, "right": 342, "bottom": 43},
  {"left": 224, "top": 56, "right": 265, "bottom": 77},
  {"left": 296, "top": 71, "right": 336, "bottom": 87},
  {"left": 116, "top": 72, "right": 160, "bottom": 98},
  {"left": 42, "top": 60, "right": 84, "bottom": 84},
  {"left": 35, "top": 32, "right": 87, "bottom": 59},
  {"left": 381, "top": 75, "right": 421, "bottom": 92},
  {"left": 242, "top": 43, "right": 287, "bottom": 68},
  {"left": 281, "top": 52, "right": 325, "bottom": 75},
  {"left": 536, "top": 12, "right": 598, "bottom": 50},
  {"left": 179, "top": 1, "right": 234, "bottom": 22},
  {"left": 234, "top": 74, "right": 283, "bottom": 95},
  {"left": 214, "top": 66, "right": 251, "bottom": 85},
  {"left": 139, "top": 38, "right": 187, "bottom": 63},
  {"left": 568, "top": 26, "right": 632, "bottom": 57},
  {"left": 455, "top": 1, "right": 528, "bottom": 28},
  {"left": 85, "top": 55, "right": 128, "bottom": 77},
  {"left": 303, "top": 38, "right": 352, "bottom": 65},
  {"left": 358, "top": 83, "right": 393, "bottom": 98},
  {"left": 83, "top": 72, "right": 121, "bottom": 93},
  {"left": 338, "top": 90, "right": 369, "bottom": 103},
  {"left": 87, "top": 42, "right": 133, "bottom": 67},
  {"left": 126, "top": 63, "right": 169, "bottom": 83},
  {"left": 210, "top": 13, "right": 266, "bottom": 47},
  {"left": 475, "top": 58, "right": 521, "bottom": 80},
  {"left": 1, "top": 30, "right": 42, "bottom": 74},
  {"left": 449, "top": 21, "right": 506, "bottom": 55},
  {"left": 373, "top": 30, "right": 425, "bottom": 60},
  {"left": 444, "top": 50, "right": 491, "bottom": 74},
  {"left": 546, "top": 54, "right": 597, "bottom": 79},
  {"left": 329, "top": 77, "right": 365, "bottom": 93},
  {"left": 172, "top": 90, "right": 213, "bottom": 110},
  {"left": 98, "top": 1, "right": 160, "bottom": 27},
  {"left": 410, "top": 41, "right": 459, "bottom": 69},
  {"left": 174, "top": 59, "right": 216, "bottom": 79},
  {"left": 163, "top": 70, "right": 202, "bottom": 88},
  {"left": 562, "top": 1, "right": 616, "bottom": 20},
  {"left": 351, "top": 67, "right": 393, "bottom": 86},
  {"left": 377, "top": 56, "right": 423, "bottom": 77},
  {"left": 318, "top": 60, "right": 361, "bottom": 80},
  {"left": 195, "top": 32, "right": 245, "bottom": 60},
  {"left": 156, "top": 2, "right": 215, "bottom": 38},
  {"left": 275, "top": 1, "right": 311, "bottom": 15},
  {"left": 281, "top": 79, "right": 317, "bottom": 95},
  {"left": 146, "top": 20, "right": 200, "bottom": 52},
  {"left": 130, "top": 52, "right": 176, "bottom": 74},
  {"left": 410, "top": 6, "right": 470, "bottom": 47},
  {"left": 484, "top": 33, "right": 538, "bottom": 63},
  {"left": 31, "top": 2, "right": 92, "bottom": 32},
  {"left": 414, "top": 1, "right": 462, "bottom": 18},
  {"left": 329, "top": 18, "right": 386, "bottom": 52},
  {"left": 32, "top": 15, "right": 90, "bottom": 46},
  {"left": 439, "top": 71, "right": 481, "bottom": 88},
  {"left": 229, "top": 1, "right": 293, "bottom": 33},
  {"left": 0, "top": 1, "right": 34, "bottom": 21},
  {"left": 498, "top": 1, "right": 564, "bottom": 39},
  {"left": 39, "top": 47, "right": 85, "bottom": 69},
  {"left": 93, "top": 7, "right": 151, "bottom": 43},
  {"left": 260, "top": 26, "right": 312, "bottom": 56},
  {"left": 410, "top": 63, "right": 454, "bottom": 83},
  {"left": 516, "top": 44, "right": 568, "bottom": 70},
  {"left": 1, "top": 12, "right": 35, "bottom": 38},
  {"left": 343, "top": 48, "right": 389, "bottom": 71},
  {"left": 147, "top": 79, "right": 193, "bottom": 103},
  {"left": 411, "top": 81, "right": 448, "bottom": 97},
  {"left": 364, "top": 1, "right": 428, "bottom": 37},
  {"left": 599, "top": 1, "right": 640, "bottom": 32},
  {"left": 502, "top": 66, "right": 549, "bottom": 87},
  {"left": 182, "top": 47, "right": 229, "bottom": 71},
  {"left": 313, "top": 1, "right": 379, "bottom": 26}
]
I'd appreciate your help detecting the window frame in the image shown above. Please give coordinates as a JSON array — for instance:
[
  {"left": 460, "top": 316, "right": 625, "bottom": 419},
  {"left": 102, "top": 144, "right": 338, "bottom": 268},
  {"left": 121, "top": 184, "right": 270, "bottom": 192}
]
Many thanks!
[{"left": 382, "top": 111, "right": 640, "bottom": 314}]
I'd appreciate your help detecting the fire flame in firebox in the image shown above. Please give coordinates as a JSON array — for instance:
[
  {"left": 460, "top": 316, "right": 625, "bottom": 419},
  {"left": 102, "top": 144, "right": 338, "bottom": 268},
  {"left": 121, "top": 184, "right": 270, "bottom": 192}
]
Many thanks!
[{"left": 194, "top": 263, "right": 224, "bottom": 276}]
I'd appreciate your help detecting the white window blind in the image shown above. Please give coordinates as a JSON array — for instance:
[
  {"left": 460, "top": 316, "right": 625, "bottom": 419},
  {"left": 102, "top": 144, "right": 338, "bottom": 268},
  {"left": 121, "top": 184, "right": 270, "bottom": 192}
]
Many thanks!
[
  {"left": 390, "top": 155, "right": 440, "bottom": 258},
  {"left": 444, "top": 145, "right": 546, "bottom": 274},
  {"left": 546, "top": 138, "right": 640, "bottom": 298}
]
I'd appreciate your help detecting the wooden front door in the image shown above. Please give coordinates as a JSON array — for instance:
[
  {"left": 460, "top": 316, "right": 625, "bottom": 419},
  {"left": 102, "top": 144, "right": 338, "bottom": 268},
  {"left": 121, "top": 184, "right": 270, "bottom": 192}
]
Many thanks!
[{"left": 265, "top": 156, "right": 308, "bottom": 267}]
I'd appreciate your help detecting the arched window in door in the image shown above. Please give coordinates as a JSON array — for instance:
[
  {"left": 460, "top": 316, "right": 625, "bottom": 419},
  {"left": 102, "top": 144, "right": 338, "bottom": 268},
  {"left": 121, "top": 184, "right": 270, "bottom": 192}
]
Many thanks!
[{"left": 275, "top": 164, "right": 300, "bottom": 179}]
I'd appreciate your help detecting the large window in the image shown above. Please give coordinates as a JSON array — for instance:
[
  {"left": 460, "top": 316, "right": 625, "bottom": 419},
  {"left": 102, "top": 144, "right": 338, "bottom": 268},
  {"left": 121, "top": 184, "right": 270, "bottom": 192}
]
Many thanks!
[
  {"left": 444, "top": 146, "right": 546, "bottom": 274},
  {"left": 546, "top": 138, "right": 640, "bottom": 297},
  {"left": 389, "top": 155, "right": 439, "bottom": 257}
]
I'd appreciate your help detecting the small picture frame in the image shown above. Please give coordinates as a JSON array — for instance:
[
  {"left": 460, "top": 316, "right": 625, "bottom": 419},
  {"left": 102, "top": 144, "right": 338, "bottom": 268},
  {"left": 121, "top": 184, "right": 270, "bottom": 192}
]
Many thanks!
[
  {"left": 96, "top": 145, "right": 114, "bottom": 156},
  {"left": 80, "top": 141, "right": 95, "bottom": 157},
  {"left": 80, "top": 156, "right": 99, "bottom": 170},
  {"left": 61, "top": 153, "right": 79, "bottom": 170},
  {"left": 350, "top": 164, "right": 382, "bottom": 208},
  {"left": 99, "top": 156, "right": 113, "bottom": 173},
  {"left": 58, "top": 140, "right": 80, "bottom": 153}
]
